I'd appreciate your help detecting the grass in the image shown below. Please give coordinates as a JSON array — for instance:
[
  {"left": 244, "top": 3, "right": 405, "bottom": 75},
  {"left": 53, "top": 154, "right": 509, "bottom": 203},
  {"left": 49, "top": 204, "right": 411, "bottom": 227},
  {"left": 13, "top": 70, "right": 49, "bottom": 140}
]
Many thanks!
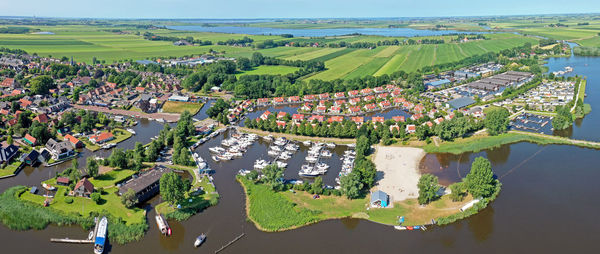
[
  {"left": 424, "top": 131, "right": 600, "bottom": 154},
  {"left": 0, "top": 160, "right": 23, "bottom": 177},
  {"left": 110, "top": 128, "right": 133, "bottom": 144},
  {"left": 239, "top": 177, "right": 473, "bottom": 231},
  {"left": 88, "top": 169, "right": 136, "bottom": 188},
  {"left": 235, "top": 65, "right": 300, "bottom": 77},
  {"left": 161, "top": 101, "right": 204, "bottom": 114},
  {"left": 155, "top": 175, "right": 218, "bottom": 221}
]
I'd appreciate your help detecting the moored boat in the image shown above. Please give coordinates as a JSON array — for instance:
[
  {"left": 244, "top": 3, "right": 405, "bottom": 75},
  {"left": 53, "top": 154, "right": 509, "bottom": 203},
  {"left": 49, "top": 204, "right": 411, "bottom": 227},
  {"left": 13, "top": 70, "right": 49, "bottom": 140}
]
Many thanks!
[
  {"left": 94, "top": 217, "right": 108, "bottom": 254},
  {"left": 155, "top": 214, "right": 171, "bottom": 236},
  {"left": 42, "top": 183, "right": 56, "bottom": 191}
]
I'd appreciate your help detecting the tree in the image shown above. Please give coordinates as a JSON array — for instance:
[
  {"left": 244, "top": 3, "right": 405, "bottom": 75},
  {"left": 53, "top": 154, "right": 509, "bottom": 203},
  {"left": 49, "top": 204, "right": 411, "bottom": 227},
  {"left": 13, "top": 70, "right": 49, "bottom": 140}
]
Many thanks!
[
  {"left": 121, "top": 188, "right": 138, "bottom": 208},
  {"left": 160, "top": 172, "right": 185, "bottom": 205},
  {"left": 237, "top": 57, "right": 252, "bottom": 71},
  {"left": 311, "top": 176, "right": 324, "bottom": 194},
  {"left": 484, "top": 107, "right": 510, "bottom": 136},
  {"left": 465, "top": 157, "right": 496, "bottom": 198},
  {"left": 340, "top": 171, "right": 363, "bottom": 199},
  {"left": 29, "top": 75, "right": 55, "bottom": 95},
  {"left": 109, "top": 148, "right": 128, "bottom": 169},
  {"left": 87, "top": 157, "right": 99, "bottom": 178},
  {"left": 6, "top": 135, "right": 12, "bottom": 145},
  {"left": 449, "top": 182, "right": 466, "bottom": 202},
  {"left": 261, "top": 164, "right": 284, "bottom": 191},
  {"left": 552, "top": 105, "right": 574, "bottom": 130},
  {"left": 90, "top": 192, "right": 101, "bottom": 204},
  {"left": 417, "top": 173, "right": 439, "bottom": 205}
]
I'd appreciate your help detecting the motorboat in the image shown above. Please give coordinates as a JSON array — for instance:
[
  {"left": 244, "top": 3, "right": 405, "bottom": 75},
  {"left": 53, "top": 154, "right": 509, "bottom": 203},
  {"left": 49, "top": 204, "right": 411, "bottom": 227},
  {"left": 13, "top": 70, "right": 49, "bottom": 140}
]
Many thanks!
[
  {"left": 302, "top": 140, "right": 312, "bottom": 146},
  {"left": 326, "top": 143, "right": 336, "bottom": 148},
  {"left": 194, "top": 234, "right": 206, "bottom": 247},
  {"left": 263, "top": 135, "right": 274, "bottom": 141},
  {"left": 278, "top": 152, "right": 291, "bottom": 160},
  {"left": 270, "top": 146, "right": 282, "bottom": 152},
  {"left": 42, "top": 183, "right": 56, "bottom": 191},
  {"left": 209, "top": 147, "right": 225, "bottom": 154},
  {"left": 275, "top": 161, "right": 288, "bottom": 168},
  {"left": 268, "top": 150, "right": 280, "bottom": 157},
  {"left": 155, "top": 214, "right": 171, "bottom": 236},
  {"left": 321, "top": 150, "right": 332, "bottom": 157},
  {"left": 126, "top": 128, "right": 136, "bottom": 135},
  {"left": 211, "top": 156, "right": 220, "bottom": 162},
  {"left": 285, "top": 144, "right": 299, "bottom": 151},
  {"left": 254, "top": 159, "right": 269, "bottom": 170},
  {"left": 306, "top": 156, "right": 318, "bottom": 163},
  {"left": 93, "top": 217, "right": 108, "bottom": 254}
]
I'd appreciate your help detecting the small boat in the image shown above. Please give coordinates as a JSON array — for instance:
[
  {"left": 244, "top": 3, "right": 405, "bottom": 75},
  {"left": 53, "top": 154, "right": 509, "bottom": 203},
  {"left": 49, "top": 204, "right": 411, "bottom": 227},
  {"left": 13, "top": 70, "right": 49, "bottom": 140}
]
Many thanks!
[
  {"left": 321, "top": 150, "right": 332, "bottom": 157},
  {"left": 211, "top": 156, "right": 220, "bottom": 162},
  {"left": 102, "top": 143, "right": 116, "bottom": 149},
  {"left": 156, "top": 118, "right": 165, "bottom": 123},
  {"left": 263, "top": 135, "right": 274, "bottom": 141},
  {"left": 88, "top": 231, "right": 94, "bottom": 240},
  {"left": 302, "top": 140, "right": 312, "bottom": 146},
  {"left": 306, "top": 156, "right": 318, "bottom": 163},
  {"left": 94, "top": 217, "right": 108, "bottom": 254},
  {"left": 194, "top": 234, "right": 206, "bottom": 247},
  {"left": 270, "top": 146, "right": 282, "bottom": 152},
  {"left": 268, "top": 150, "right": 280, "bottom": 157},
  {"left": 394, "top": 226, "right": 407, "bottom": 230},
  {"left": 209, "top": 147, "right": 225, "bottom": 154},
  {"left": 275, "top": 161, "right": 288, "bottom": 168},
  {"left": 326, "top": 143, "right": 336, "bottom": 148},
  {"left": 155, "top": 214, "right": 171, "bottom": 236},
  {"left": 42, "top": 183, "right": 56, "bottom": 191},
  {"left": 126, "top": 128, "right": 136, "bottom": 135}
]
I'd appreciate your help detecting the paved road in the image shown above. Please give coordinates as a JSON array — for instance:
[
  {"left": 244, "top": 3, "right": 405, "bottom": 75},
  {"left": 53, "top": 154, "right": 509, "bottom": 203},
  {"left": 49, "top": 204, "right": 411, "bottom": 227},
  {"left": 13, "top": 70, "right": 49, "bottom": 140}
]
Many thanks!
[{"left": 72, "top": 104, "right": 181, "bottom": 122}]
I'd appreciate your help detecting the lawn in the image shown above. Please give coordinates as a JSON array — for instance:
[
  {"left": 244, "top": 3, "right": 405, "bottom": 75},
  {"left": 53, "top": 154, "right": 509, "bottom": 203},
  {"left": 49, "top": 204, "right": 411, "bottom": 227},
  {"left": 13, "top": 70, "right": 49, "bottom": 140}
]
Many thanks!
[
  {"left": 0, "top": 160, "right": 23, "bottom": 177},
  {"left": 161, "top": 101, "right": 204, "bottom": 114},
  {"left": 89, "top": 169, "right": 136, "bottom": 188},
  {"left": 235, "top": 65, "right": 300, "bottom": 77}
]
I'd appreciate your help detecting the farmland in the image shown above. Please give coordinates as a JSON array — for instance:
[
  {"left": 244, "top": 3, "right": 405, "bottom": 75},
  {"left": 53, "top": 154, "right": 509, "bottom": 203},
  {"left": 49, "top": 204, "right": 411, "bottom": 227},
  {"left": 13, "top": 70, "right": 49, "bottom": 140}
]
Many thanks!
[{"left": 235, "top": 65, "right": 300, "bottom": 77}]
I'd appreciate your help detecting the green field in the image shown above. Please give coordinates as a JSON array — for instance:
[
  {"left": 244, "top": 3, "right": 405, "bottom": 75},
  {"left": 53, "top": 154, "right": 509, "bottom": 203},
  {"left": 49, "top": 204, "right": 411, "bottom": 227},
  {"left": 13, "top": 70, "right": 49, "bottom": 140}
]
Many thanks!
[
  {"left": 161, "top": 101, "right": 204, "bottom": 114},
  {"left": 235, "top": 65, "right": 300, "bottom": 77}
]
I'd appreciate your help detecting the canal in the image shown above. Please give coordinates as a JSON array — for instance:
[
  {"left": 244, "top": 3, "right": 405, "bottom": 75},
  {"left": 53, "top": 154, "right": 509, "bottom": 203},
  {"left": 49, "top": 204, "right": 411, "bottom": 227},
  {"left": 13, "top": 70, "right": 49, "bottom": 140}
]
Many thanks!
[{"left": 1, "top": 49, "right": 600, "bottom": 253}]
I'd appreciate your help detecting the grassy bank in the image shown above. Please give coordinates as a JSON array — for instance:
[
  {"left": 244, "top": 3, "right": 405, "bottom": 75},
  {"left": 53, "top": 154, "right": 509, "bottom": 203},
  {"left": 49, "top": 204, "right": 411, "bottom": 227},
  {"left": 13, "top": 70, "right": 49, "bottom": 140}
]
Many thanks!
[
  {"left": 238, "top": 177, "right": 473, "bottom": 231},
  {"left": 0, "top": 160, "right": 23, "bottom": 177},
  {"left": 0, "top": 186, "right": 148, "bottom": 244},
  {"left": 155, "top": 174, "right": 219, "bottom": 221},
  {"left": 161, "top": 101, "right": 204, "bottom": 115},
  {"left": 424, "top": 131, "right": 600, "bottom": 154}
]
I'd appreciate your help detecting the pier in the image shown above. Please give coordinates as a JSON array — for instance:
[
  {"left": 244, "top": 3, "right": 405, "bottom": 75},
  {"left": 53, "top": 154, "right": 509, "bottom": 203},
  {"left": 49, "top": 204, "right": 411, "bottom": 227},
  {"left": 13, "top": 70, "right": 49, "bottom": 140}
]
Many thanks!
[
  {"left": 50, "top": 217, "right": 99, "bottom": 244},
  {"left": 214, "top": 233, "right": 245, "bottom": 254}
]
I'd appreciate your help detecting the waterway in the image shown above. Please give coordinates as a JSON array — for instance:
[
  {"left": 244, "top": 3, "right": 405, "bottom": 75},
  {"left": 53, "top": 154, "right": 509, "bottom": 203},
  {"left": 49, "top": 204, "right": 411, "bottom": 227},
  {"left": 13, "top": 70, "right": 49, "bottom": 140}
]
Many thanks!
[
  {"left": 1, "top": 44, "right": 600, "bottom": 254},
  {"left": 167, "top": 26, "right": 487, "bottom": 37}
]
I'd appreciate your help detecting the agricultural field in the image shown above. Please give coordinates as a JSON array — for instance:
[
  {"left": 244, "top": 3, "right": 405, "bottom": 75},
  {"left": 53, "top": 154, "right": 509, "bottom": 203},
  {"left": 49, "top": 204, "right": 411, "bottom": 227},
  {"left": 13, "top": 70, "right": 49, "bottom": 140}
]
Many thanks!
[{"left": 235, "top": 65, "right": 300, "bottom": 77}]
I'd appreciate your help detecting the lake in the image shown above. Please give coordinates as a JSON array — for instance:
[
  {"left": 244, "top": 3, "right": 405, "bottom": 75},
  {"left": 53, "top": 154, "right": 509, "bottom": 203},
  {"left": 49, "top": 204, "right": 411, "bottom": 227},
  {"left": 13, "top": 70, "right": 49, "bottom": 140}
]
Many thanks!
[{"left": 167, "top": 26, "right": 487, "bottom": 37}]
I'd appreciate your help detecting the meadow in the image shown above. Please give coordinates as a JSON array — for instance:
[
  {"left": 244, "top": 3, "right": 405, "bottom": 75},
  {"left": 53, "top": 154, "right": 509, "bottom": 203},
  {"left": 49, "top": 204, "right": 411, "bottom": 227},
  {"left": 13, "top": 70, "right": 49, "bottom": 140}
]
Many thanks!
[{"left": 235, "top": 65, "right": 300, "bottom": 77}]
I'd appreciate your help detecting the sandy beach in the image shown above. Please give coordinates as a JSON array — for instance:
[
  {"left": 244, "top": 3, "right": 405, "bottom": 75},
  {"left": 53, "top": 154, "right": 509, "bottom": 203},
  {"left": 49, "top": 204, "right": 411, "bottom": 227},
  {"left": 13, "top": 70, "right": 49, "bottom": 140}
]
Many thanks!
[{"left": 372, "top": 146, "right": 426, "bottom": 202}]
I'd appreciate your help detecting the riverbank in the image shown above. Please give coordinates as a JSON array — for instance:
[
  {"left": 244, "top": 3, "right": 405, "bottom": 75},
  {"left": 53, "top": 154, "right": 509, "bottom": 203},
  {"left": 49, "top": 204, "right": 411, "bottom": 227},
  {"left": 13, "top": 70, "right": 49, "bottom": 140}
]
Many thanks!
[
  {"left": 423, "top": 131, "right": 600, "bottom": 154},
  {"left": 238, "top": 176, "right": 474, "bottom": 232}
]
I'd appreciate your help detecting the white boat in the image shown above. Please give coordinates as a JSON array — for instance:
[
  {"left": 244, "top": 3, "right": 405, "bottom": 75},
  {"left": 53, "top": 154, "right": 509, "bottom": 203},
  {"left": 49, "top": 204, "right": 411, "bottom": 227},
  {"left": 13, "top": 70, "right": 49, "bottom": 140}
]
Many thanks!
[
  {"left": 263, "top": 135, "right": 274, "bottom": 141},
  {"left": 306, "top": 156, "right": 318, "bottom": 163},
  {"left": 321, "top": 150, "right": 332, "bottom": 157},
  {"left": 316, "top": 162, "right": 329, "bottom": 171},
  {"left": 278, "top": 152, "right": 291, "bottom": 160},
  {"left": 299, "top": 169, "right": 320, "bottom": 177},
  {"left": 198, "top": 162, "right": 207, "bottom": 169},
  {"left": 211, "top": 156, "right": 220, "bottom": 162},
  {"left": 302, "top": 140, "right": 312, "bottom": 146},
  {"left": 155, "top": 214, "right": 171, "bottom": 236},
  {"left": 94, "top": 217, "right": 108, "bottom": 254},
  {"left": 238, "top": 169, "right": 251, "bottom": 176},
  {"left": 254, "top": 159, "right": 269, "bottom": 170},
  {"left": 126, "top": 128, "right": 136, "bottom": 135},
  {"left": 275, "top": 161, "right": 288, "bottom": 168},
  {"left": 268, "top": 150, "right": 280, "bottom": 157},
  {"left": 194, "top": 234, "right": 206, "bottom": 247},
  {"left": 209, "top": 147, "right": 225, "bottom": 154},
  {"left": 156, "top": 118, "right": 165, "bottom": 123},
  {"left": 42, "top": 183, "right": 56, "bottom": 191},
  {"left": 285, "top": 144, "right": 299, "bottom": 151},
  {"left": 270, "top": 146, "right": 282, "bottom": 152},
  {"left": 346, "top": 143, "right": 356, "bottom": 148},
  {"left": 102, "top": 143, "right": 116, "bottom": 149},
  {"left": 394, "top": 226, "right": 407, "bottom": 230},
  {"left": 326, "top": 143, "right": 336, "bottom": 148}
]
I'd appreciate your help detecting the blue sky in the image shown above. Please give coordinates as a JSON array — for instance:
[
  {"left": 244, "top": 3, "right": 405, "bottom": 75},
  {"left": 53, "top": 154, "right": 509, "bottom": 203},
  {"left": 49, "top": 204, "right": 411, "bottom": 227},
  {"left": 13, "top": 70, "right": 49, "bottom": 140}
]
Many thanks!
[{"left": 1, "top": 0, "right": 599, "bottom": 19}]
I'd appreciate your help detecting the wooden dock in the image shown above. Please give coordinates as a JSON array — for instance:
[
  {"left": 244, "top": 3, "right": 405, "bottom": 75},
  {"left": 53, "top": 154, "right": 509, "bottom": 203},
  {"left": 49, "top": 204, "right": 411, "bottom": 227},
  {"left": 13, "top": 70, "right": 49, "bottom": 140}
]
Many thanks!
[
  {"left": 214, "top": 233, "right": 245, "bottom": 254},
  {"left": 50, "top": 238, "right": 93, "bottom": 244}
]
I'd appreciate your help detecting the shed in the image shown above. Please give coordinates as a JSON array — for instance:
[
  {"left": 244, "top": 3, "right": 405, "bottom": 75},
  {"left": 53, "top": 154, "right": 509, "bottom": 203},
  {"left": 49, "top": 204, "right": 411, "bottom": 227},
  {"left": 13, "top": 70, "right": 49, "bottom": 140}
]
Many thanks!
[
  {"left": 370, "top": 190, "right": 389, "bottom": 208},
  {"left": 56, "top": 177, "right": 70, "bottom": 186}
]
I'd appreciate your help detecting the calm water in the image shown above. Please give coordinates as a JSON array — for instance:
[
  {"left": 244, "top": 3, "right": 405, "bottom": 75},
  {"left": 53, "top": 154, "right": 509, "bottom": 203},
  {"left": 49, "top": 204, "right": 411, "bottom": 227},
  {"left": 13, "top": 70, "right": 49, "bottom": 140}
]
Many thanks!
[
  {"left": 2, "top": 49, "right": 600, "bottom": 253},
  {"left": 167, "top": 26, "right": 487, "bottom": 37}
]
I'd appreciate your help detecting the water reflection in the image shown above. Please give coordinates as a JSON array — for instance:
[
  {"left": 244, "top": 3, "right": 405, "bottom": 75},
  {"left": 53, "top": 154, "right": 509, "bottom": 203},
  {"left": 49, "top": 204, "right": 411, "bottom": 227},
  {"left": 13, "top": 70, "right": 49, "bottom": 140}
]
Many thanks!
[{"left": 341, "top": 218, "right": 360, "bottom": 230}]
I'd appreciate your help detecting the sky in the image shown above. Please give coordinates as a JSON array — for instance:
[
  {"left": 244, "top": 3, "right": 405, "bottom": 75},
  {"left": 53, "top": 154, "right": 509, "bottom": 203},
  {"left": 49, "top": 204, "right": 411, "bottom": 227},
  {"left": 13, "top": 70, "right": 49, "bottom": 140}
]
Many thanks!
[{"left": 1, "top": 0, "right": 599, "bottom": 19}]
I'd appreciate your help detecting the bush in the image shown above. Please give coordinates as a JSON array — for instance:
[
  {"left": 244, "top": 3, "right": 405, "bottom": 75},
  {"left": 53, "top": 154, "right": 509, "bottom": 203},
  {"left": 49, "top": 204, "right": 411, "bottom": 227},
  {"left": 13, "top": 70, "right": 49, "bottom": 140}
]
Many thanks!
[
  {"left": 90, "top": 193, "right": 101, "bottom": 204},
  {"left": 64, "top": 197, "right": 74, "bottom": 204}
]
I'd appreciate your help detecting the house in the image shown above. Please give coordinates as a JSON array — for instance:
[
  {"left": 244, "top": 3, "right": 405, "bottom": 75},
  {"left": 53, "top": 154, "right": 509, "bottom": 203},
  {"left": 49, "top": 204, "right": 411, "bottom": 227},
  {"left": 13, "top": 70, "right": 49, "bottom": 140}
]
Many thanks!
[
  {"left": 315, "top": 106, "right": 327, "bottom": 113},
  {"left": 303, "top": 94, "right": 316, "bottom": 101},
  {"left": 256, "top": 98, "right": 269, "bottom": 106},
  {"left": 374, "top": 86, "right": 385, "bottom": 93},
  {"left": 73, "top": 178, "right": 94, "bottom": 198},
  {"left": 308, "top": 115, "right": 325, "bottom": 122},
  {"left": 364, "top": 103, "right": 377, "bottom": 111},
  {"left": 300, "top": 103, "right": 313, "bottom": 111},
  {"left": 23, "top": 134, "right": 37, "bottom": 146},
  {"left": 348, "top": 90, "right": 359, "bottom": 97},
  {"left": 45, "top": 138, "right": 75, "bottom": 160},
  {"left": 406, "top": 124, "right": 416, "bottom": 134},
  {"left": 371, "top": 116, "right": 384, "bottom": 124},
  {"left": 292, "top": 114, "right": 305, "bottom": 123},
  {"left": 377, "top": 93, "right": 389, "bottom": 99},
  {"left": 273, "top": 97, "right": 285, "bottom": 104},
  {"left": 329, "top": 106, "right": 341, "bottom": 114},
  {"left": 363, "top": 95, "right": 375, "bottom": 102},
  {"left": 33, "top": 113, "right": 49, "bottom": 123},
  {"left": 348, "top": 106, "right": 361, "bottom": 114},
  {"left": 277, "top": 111, "right": 287, "bottom": 119},
  {"left": 334, "top": 92, "right": 346, "bottom": 99},
  {"left": 1, "top": 78, "right": 19, "bottom": 88},
  {"left": 351, "top": 116, "right": 364, "bottom": 125},
  {"left": 56, "top": 177, "right": 70, "bottom": 186},
  {"left": 64, "top": 134, "right": 84, "bottom": 148},
  {"left": 379, "top": 100, "right": 391, "bottom": 108},
  {"left": 260, "top": 111, "right": 271, "bottom": 121},
  {"left": 349, "top": 98, "right": 361, "bottom": 105},
  {"left": 328, "top": 116, "right": 343, "bottom": 123},
  {"left": 89, "top": 132, "right": 114, "bottom": 144},
  {"left": 360, "top": 88, "right": 373, "bottom": 95},
  {"left": 288, "top": 96, "right": 300, "bottom": 103},
  {"left": 276, "top": 120, "right": 286, "bottom": 128},
  {"left": 0, "top": 144, "right": 18, "bottom": 165},
  {"left": 318, "top": 93, "right": 330, "bottom": 100},
  {"left": 392, "top": 116, "right": 405, "bottom": 123},
  {"left": 370, "top": 190, "right": 389, "bottom": 208},
  {"left": 334, "top": 100, "right": 345, "bottom": 106},
  {"left": 21, "top": 150, "right": 39, "bottom": 165}
]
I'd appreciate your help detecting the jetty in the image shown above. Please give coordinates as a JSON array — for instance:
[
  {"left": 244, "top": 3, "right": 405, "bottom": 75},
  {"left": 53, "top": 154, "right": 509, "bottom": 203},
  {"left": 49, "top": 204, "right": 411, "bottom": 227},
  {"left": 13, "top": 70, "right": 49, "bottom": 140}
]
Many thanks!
[
  {"left": 215, "top": 233, "right": 245, "bottom": 254},
  {"left": 50, "top": 216, "right": 101, "bottom": 244}
]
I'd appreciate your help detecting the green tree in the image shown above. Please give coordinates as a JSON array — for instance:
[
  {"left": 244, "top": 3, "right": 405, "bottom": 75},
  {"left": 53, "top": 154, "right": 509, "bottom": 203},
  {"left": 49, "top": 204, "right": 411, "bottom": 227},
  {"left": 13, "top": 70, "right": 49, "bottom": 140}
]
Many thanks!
[
  {"left": 311, "top": 176, "right": 324, "bottom": 194},
  {"left": 484, "top": 107, "right": 510, "bottom": 136},
  {"left": 261, "top": 164, "right": 284, "bottom": 191},
  {"left": 448, "top": 182, "right": 466, "bottom": 202},
  {"left": 121, "top": 188, "right": 138, "bottom": 208},
  {"left": 159, "top": 172, "right": 185, "bottom": 205},
  {"left": 86, "top": 157, "right": 99, "bottom": 178},
  {"left": 29, "top": 75, "right": 55, "bottom": 95},
  {"left": 417, "top": 173, "right": 439, "bottom": 205},
  {"left": 6, "top": 135, "right": 12, "bottom": 145},
  {"left": 465, "top": 157, "right": 496, "bottom": 198},
  {"left": 90, "top": 192, "right": 101, "bottom": 204},
  {"left": 340, "top": 171, "right": 363, "bottom": 199},
  {"left": 109, "top": 148, "right": 128, "bottom": 169}
]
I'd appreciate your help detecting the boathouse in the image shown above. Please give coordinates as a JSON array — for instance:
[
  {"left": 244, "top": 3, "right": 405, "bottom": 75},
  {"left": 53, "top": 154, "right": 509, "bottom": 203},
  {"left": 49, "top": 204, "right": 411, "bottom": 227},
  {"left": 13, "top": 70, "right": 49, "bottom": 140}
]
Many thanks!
[
  {"left": 370, "top": 190, "right": 389, "bottom": 208},
  {"left": 118, "top": 166, "right": 171, "bottom": 203}
]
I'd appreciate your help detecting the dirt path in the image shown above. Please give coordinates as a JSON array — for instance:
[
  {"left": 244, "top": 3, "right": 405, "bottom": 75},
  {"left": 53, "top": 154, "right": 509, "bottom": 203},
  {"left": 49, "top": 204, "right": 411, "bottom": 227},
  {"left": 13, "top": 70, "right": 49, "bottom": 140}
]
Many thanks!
[{"left": 510, "top": 130, "right": 600, "bottom": 147}]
